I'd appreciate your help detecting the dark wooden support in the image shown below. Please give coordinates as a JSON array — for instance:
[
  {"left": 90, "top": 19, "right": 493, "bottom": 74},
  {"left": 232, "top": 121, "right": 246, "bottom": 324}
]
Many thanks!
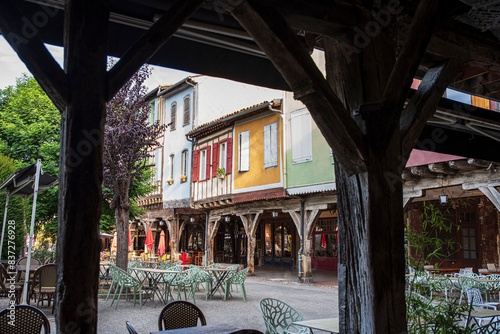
[
  {"left": 220, "top": 0, "right": 367, "bottom": 175},
  {"left": 55, "top": 0, "right": 109, "bottom": 332},
  {"left": 107, "top": 0, "right": 204, "bottom": 100},
  {"left": 383, "top": 0, "right": 446, "bottom": 124},
  {"left": 400, "top": 59, "right": 461, "bottom": 160},
  {"left": 0, "top": 0, "right": 68, "bottom": 111}
]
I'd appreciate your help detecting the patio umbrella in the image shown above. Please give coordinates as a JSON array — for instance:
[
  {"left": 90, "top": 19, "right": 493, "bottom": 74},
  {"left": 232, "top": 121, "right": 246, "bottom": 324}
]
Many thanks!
[
  {"left": 111, "top": 232, "right": 117, "bottom": 255},
  {"left": 157, "top": 230, "right": 166, "bottom": 256},
  {"left": 145, "top": 227, "right": 154, "bottom": 253},
  {"left": 128, "top": 227, "right": 133, "bottom": 250}
]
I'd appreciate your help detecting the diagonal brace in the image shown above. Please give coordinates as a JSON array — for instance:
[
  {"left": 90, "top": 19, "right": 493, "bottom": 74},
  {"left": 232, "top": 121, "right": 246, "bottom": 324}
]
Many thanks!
[{"left": 220, "top": 0, "right": 367, "bottom": 174}]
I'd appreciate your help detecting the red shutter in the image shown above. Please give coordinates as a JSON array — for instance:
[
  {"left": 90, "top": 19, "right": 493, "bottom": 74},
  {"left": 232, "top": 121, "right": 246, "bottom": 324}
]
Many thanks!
[
  {"left": 226, "top": 138, "right": 233, "bottom": 175},
  {"left": 212, "top": 142, "right": 219, "bottom": 177},
  {"left": 206, "top": 146, "right": 211, "bottom": 180},
  {"left": 192, "top": 149, "right": 199, "bottom": 182}
]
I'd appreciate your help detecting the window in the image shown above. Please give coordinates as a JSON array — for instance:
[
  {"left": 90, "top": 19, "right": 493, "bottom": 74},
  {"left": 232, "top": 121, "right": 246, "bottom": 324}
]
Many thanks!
[
  {"left": 170, "top": 102, "right": 177, "bottom": 131},
  {"left": 239, "top": 131, "right": 250, "bottom": 172},
  {"left": 169, "top": 154, "right": 174, "bottom": 180},
  {"left": 183, "top": 95, "right": 190, "bottom": 126},
  {"left": 291, "top": 109, "right": 312, "bottom": 164},
  {"left": 149, "top": 100, "right": 158, "bottom": 125},
  {"left": 264, "top": 122, "right": 278, "bottom": 168},
  {"left": 198, "top": 146, "right": 211, "bottom": 181},
  {"left": 219, "top": 141, "right": 227, "bottom": 171},
  {"left": 154, "top": 148, "right": 162, "bottom": 183},
  {"left": 181, "top": 149, "right": 188, "bottom": 177},
  {"left": 200, "top": 149, "right": 206, "bottom": 180}
]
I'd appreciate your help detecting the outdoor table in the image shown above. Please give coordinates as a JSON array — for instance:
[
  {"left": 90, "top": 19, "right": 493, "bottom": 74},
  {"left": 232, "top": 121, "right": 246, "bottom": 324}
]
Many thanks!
[
  {"left": 130, "top": 267, "right": 185, "bottom": 304},
  {"left": 150, "top": 324, "right": 240, "bottom": 333},
  {"left": 292, "top": 317, "right": 339, "bottom": 333},
  {"left": 461, "top": 307, "right": 500, "bottom": 327},
  {"left": 204, "top": 267, "right": 236, "bottom": 299}
]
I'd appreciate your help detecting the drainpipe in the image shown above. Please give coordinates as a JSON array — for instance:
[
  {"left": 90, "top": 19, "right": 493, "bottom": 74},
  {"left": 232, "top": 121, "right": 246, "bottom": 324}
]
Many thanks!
[{"left": 298, "top": 198, "right": 305, "bottom": 282}]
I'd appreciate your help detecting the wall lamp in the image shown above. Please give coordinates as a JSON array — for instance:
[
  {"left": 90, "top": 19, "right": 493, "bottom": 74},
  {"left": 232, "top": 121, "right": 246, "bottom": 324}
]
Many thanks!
[{"left": 271, "top": 211, "right": 279, "bottom": 218}]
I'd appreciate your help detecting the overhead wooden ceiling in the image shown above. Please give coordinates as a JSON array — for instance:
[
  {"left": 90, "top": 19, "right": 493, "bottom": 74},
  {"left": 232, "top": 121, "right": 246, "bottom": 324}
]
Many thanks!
[{"left": 3, "top": 0, "right": 500, "bottom": 161}]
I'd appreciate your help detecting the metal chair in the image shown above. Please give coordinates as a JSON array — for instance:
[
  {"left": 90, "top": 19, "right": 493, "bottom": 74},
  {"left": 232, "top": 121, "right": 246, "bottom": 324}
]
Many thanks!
[
  {"left": 228, "top": 330, "right": 264, "bottom": 334},
  {"left": 29, "top": 264, "right": 57, "bottom": 314},
  {"left": 224, "top": 267, "right": 250, "bottom": 301},
  {"left": 467, "top": 288, "right": 500, "bottom": 310},
  {"left": 259, "top": 298, "right": 311, "bottom": 334},
  {"left": 109, "top": 265, "right": 143, "bottom": 309},
  {"left": 158, "top": 300, "right": 207, "bottom": 330},
  {"left": 0, "top": 304, "right": 50, "bottom": 333},
  {"left": 126, "top": 321, "right": 138, "bottom": 334}
]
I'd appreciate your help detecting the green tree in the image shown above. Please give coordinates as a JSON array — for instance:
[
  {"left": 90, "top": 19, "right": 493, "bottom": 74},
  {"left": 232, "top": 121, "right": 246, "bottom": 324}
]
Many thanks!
[
  {"left": 0, "top": 154, "right": 27, "bottom": 260},
  {"left": 0, "top": 75, "right": 59, "bottom": 239}
]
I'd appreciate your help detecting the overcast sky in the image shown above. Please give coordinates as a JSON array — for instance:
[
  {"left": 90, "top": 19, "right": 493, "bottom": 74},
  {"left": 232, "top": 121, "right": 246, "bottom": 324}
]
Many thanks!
[{"left": 0, "top": 36, "right": 194, "bottom": 92}]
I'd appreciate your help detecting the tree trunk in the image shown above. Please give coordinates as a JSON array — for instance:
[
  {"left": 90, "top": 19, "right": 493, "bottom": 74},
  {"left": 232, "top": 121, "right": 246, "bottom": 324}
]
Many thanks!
[
  {"left": 336, "top": 136, "right": 406, "bottom": 333},
  {"left": 114, "top": 193, "right": 130, "bottom": 270}
]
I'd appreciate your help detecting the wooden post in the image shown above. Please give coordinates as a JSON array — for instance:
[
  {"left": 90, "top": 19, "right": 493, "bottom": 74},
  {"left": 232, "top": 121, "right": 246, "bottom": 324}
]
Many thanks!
[
  {"left": 239, "top": 213, "right": 261, "bottom": 274},
  {"left": 56, "top": 0, "right": 109, "bottom": 332}
]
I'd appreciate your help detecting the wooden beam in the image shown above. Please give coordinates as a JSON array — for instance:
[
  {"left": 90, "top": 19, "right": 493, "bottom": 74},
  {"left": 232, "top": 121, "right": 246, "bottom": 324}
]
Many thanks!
[
  {"left": 0, "top": 0, "right": 68, "bottom": 111},
  {"left": 107, "top": 0, "right": 204, "bottom": 100},
  {"left": 383, "top": 0, "right": 445, "bottom": 122},
  {"left": 221, "top": 0, "right": 367, "bottom": 175},
  {"left": 400, "top": 59, "right": 461, "bottom": 160},
  {"left": 478, "top": 186, "right": 500, "bottom": 212},
  {"left": 56, "top": 0, "right": 109, "bottom": 332}
]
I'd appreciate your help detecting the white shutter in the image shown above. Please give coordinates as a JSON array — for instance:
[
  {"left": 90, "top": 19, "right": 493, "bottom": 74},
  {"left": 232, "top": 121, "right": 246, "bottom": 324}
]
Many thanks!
[
  {"left": 239, "top": 131, "right": 250, "bottom": 172},
  {"left": 291, "top": 109, "right": 312, "bottom": 164},
  {"left": 264, "top": 122, "right": 278, "bottom": 168}
]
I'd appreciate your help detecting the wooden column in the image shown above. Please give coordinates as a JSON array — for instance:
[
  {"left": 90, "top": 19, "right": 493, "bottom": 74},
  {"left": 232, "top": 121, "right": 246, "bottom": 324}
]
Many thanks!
[
  {"left": 206, "top": 217, "right": 221, "bottom": 264},
  {"left": 56, "top": 0, "right": 109, "bottom": 332},
  {"left": 238, "top": 213, "right": 262, "bottom": 274}
]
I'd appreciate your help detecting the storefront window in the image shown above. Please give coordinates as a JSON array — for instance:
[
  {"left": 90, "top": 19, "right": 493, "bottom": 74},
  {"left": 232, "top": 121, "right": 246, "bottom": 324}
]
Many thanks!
[
  {"left": 313, "top": 219, "right": 338, "bottom": 258},
  {"left": 264, "top": 223, "right": 272, "bottom": 256}
]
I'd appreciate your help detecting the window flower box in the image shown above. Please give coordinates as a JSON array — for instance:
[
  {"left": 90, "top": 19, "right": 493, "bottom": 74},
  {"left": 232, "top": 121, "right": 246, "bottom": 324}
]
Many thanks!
[
  {"left": 167, "top": 179, "right": 173, "bottom": 185},
  {"left": 180, "top": 175, "right": 187, "bottom": 183}
]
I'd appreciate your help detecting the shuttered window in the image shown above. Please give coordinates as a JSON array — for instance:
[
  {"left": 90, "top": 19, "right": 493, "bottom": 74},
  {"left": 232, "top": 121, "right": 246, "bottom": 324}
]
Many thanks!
[
  {"left": 291, "top": 109, "right": 312, "bottom": 164},
  {"left": 264, "top": 121, "right": 278, "bottom": 168},
  {"left": 183, "top": 95, "right": 190, "bottom": 126},
  {"left": 192, "top": 150, "right": 199, "bottom": 182},
  {"left": 181, "top": 149, "right": 188, "bottom": 177},
  {"left": 239, "top": 131, "right": 250, "bottom": 172},
  {"left": 199, "top": 149, "right": 206, "bottom": 180},
  {"left": 219, "top": 141, "right": 227, "bottom": 171},
  {"left": 226, "top": 138, "right": 233, "bottom": 175},
  {"left": 170, "top": 102, "right": 176, "bottom": 131},
  {"left": 169, "top": 154, "right": 174, "bottom": 180},
  {"left": 198, "top": 147, "right": 211, "bottom": 181},
  {"left": 154, "top": 148, "right": 162, "bottom": 183}
]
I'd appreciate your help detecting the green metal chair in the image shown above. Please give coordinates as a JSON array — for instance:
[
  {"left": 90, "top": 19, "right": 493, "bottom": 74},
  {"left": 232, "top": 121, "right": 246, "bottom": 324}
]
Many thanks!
[
  {"left": 110, "top": 266, "right": 143, "bottom": 309},
  {"left": 172, "top": 268, "right": 198, "bottom": 304},
  {"left": 194, "top": 269, "right": 213, "bottom": 301},
  {"left": 224, "top": 267, "right": 250, "bottom": 301},
  {"left": 105, "top": 265, "right": 120, "bottom": 303},
  {"left": 259, "top": 298, "right": 311, "bottom": 334}
]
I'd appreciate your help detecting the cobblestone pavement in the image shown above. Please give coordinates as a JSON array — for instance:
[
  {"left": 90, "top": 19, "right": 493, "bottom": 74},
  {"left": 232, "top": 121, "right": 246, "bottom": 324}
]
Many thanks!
[{"left": 0, "top": 275, "right": 338, "bottom": 333}]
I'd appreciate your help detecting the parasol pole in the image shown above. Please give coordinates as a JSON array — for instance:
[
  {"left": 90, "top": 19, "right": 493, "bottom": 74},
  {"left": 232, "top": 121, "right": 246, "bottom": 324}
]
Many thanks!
[
  {"left": 22, "top": 159, "right": 41, "bottom": 304},
  {"left": 0, "top": 194, "right": 9, "bottom": 262}
]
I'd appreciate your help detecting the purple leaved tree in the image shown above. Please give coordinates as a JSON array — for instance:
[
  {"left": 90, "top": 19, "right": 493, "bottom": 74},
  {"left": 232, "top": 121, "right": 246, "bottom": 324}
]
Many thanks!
[{"left": 103, "top": 63, "right": 165, "bottom": 270}]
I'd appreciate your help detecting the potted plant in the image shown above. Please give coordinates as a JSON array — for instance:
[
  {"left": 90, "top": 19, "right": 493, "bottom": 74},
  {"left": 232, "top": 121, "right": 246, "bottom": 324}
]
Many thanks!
[
  {"left": 167, "top": 179, "right": 173, "bottom": 185},
  {"left": 180, "top": 175, "right": 187, "bottom": 182},
  {"left": 217, "top": 167, "right": 226, "bottom": 179}
]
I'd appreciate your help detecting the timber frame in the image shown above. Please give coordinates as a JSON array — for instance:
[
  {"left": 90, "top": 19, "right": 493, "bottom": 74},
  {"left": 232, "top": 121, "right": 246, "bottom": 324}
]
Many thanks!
[{"left": 1, "top": 0, "right": 500, "bottom": 332}]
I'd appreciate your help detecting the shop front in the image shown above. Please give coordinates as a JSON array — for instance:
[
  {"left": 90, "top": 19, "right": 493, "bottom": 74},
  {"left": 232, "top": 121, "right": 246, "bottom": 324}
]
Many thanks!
[
  {"left": 312, "top": 217, "right": 338, "bottom": 270},
  {"left": 179, "top": 220, "right": 205, "bottom": 264},
  {"left": 261, "top": 217, "right": 297, "bottom": 268},
  {"left": 214, "top": 218, "right": 247, "bottom": 265}
]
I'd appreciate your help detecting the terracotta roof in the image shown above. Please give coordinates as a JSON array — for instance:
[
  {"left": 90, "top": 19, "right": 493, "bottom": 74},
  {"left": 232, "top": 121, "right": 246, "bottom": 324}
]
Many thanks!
[{"left": 188, "top": 99, "right": 282, "bottom": 138}]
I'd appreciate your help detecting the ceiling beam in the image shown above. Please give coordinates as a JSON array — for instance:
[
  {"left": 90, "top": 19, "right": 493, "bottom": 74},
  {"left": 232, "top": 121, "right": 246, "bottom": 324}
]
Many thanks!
[
  {"left": 106, "top": 0, "right": 204, "bottom": 100},
  {"left": 400, "top": 59, "right": 461, "bottom": 161},
  {"left": 383, "top": 0, "right": 446, "bottom": 124},
  {"left": 0, "top": 0, "right": 68, "bottom": 111}
]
